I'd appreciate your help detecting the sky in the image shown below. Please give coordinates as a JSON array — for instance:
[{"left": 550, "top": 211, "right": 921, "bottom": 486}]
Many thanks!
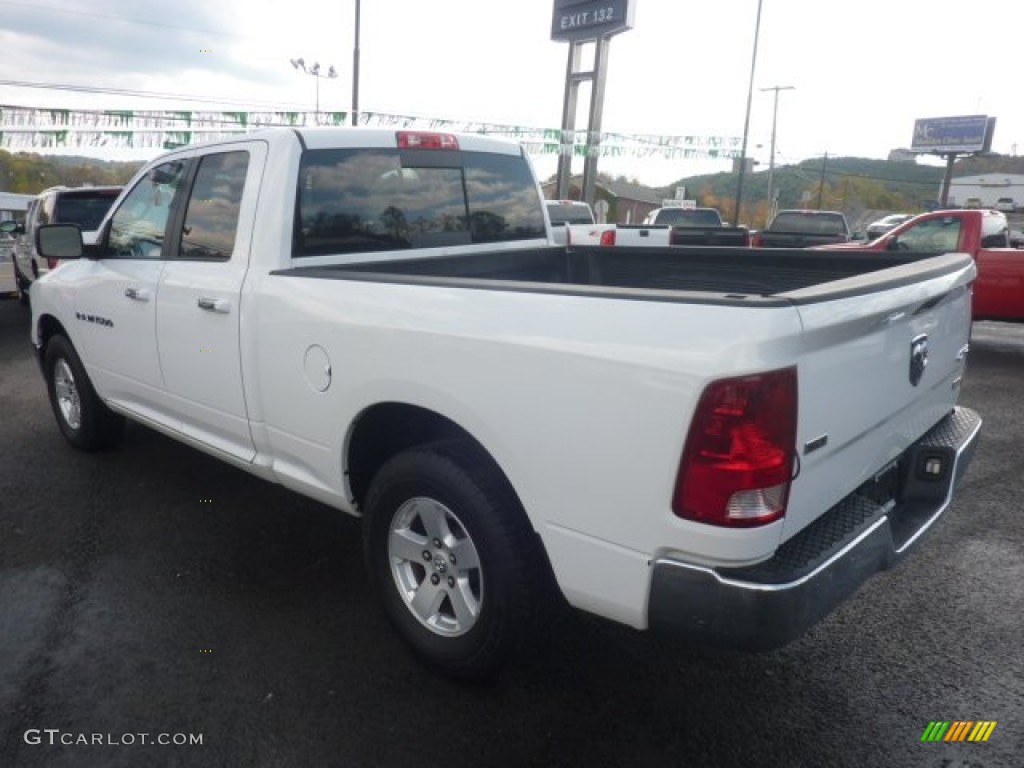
[{"left": 1, "top": 0, "right": 1022, "bottom": 188}]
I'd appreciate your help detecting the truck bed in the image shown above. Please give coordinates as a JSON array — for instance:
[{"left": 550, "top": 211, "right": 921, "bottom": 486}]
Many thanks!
[
  {"left": 754, "top": 231, "right": 849, "bottom": 248},
  {"left": 278, "top": 245, "right": 968, "bottom": 305}
]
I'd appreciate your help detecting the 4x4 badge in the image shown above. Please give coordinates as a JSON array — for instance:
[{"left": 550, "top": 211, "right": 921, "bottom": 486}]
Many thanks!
[{"left": 910, "top": 334, "right": 928, "bottom": 386}]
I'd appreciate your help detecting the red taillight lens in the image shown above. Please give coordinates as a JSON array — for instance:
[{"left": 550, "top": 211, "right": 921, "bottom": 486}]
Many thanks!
[
  {"left": 46, "top": 257, "right": 59, "bottom": 270},
  {"left": 673, "top": 367, "right": 797, "bottom": 527},
  {"left": 599, "top": 229, "right": 616, "bottom": 246},
  {"left": 396, "top": 131, "right": 459, "bottom": 150}
]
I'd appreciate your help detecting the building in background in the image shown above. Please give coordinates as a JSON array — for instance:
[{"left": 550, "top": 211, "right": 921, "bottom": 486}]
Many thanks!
[
  {"left": 0, "top": 191, "right": 34, "bottom": 222},
  {"left": 945, "top": 174, "right": 1024, "bottom": 209},
  {"left": 541, "top": 176, "right": 663, "bottom": 224}
]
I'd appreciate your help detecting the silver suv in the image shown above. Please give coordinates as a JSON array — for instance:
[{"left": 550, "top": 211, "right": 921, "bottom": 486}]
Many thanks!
[{"left": 11, "top": 185, "right": 122, "bottom": 304}]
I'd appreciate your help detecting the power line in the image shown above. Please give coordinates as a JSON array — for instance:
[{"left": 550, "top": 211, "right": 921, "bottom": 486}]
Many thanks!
[
  {"left": 0, "top": 79, "right": 307, "bottom": 111},
  {"left": 0, "top": 0, "right": 249, "bottom": 39}
]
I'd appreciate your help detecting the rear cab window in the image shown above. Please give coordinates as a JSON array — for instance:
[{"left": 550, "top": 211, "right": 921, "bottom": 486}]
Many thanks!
[
  {"left": 293, "top": 146, "right": 546, "bottom": 258},
  {"left": 770, "top": 211, "right": 848, "bottom": 234},
  {"left": 653, "top": 208, "right": 723, "bottom": 227},
  {"left": 546, "top": 202, "right": 594, "bottom": 226}
]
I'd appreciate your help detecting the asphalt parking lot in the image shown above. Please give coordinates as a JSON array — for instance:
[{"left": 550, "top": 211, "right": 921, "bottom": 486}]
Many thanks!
[{"left": 1, "top": 293, "right": 1022, "bottom": 768}]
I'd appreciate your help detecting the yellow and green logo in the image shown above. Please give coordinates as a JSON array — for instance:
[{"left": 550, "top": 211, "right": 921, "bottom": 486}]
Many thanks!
[{"left": 921, "top": 721, "right": 997, "bottom": 742}]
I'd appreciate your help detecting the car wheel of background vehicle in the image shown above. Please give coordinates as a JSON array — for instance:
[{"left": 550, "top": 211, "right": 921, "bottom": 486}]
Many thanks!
[
  {"left": 11, "top": 259, "right": 29, "bottom": 306},
  {"left": 363, "top": 441, "right": 548, "bottom": 680},
  {"left": 44, "top": 335, "right": 125, "bottom": 451}
]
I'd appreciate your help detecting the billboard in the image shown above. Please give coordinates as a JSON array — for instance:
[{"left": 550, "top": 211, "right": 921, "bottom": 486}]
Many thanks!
[
  {"left": 551, "top": 0, "right": 634, "bottom": 42},
  {"left": 911, "top": 115, "right": 996, "bottom": 153}
]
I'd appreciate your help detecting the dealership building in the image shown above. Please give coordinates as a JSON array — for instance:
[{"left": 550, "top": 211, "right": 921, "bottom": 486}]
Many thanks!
[
  {"left": 945, "top": 174, "right": 1024, "bottom": 209},
  {"left": 0, "top": 191, "right": 34, "bottom": 221}
]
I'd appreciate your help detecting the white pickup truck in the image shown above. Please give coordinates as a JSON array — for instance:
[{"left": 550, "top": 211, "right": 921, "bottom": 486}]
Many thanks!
[
  {"left": 567, "top": 206, "right": 751, "bottom": 247},
  {"left": 30, "top": 127, "right": 981, "bottom": 679}
]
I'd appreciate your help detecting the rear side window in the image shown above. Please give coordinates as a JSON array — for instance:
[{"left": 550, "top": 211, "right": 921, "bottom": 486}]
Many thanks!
[
  {"left": 980, "top": 213, "right": 1009, "bottom": 248},
  {"left": 770, "top": 212, "right": 847, "bottom": 234},
  {"left": 54, "top": 190, "right": 121, "bottom": 231},
  {"left": 177, "top": 151, "right": 249, "bottom": 261},
  {"left": 294, "top": 148, "right": 546, "bottom": 257}
]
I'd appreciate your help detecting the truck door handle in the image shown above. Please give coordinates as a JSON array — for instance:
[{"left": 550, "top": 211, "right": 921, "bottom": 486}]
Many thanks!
[
  {"left": 197, "top": 297, "right": 231, "bottom": 314},
  {"left": 124, "top": 287, "right": 152, "bottom": 302}
]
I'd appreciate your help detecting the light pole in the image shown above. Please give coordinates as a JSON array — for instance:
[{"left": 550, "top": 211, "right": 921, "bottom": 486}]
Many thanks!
[
  {"left": 290, "top": 58, "right": 338, "bottom": 122},
  {"left": 732, "top": 0, "right": 764, "bottom": 227},
  {"left": 352, "top": 0, "right": 361, "bottom": 126},
  {"left": 761, "top": 85, "right": 794, "bottom": 224}
]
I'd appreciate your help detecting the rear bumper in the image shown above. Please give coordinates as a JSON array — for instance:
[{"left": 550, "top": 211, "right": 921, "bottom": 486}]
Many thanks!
[{"left": 648, "top": 406, "right": 982, "bottom": 650}]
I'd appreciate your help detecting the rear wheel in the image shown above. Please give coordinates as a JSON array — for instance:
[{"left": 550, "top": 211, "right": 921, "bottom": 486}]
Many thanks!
[
  {"left": 364, "top": 442, "right": 547, "bottom": 680},
  {"left": 44, "top": 335, "right": 125, "bottom": 451}
]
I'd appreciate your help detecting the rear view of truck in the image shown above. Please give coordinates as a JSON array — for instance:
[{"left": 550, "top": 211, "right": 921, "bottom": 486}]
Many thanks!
[
  {"left": 754, "top": 209, "right": 851, "bottom": 248},
  {"left": 302, "top": 234, "right": 981, "bottom": 665}
]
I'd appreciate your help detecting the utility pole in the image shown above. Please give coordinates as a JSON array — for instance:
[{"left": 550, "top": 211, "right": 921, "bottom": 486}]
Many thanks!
[
  {"left": 352, "top": 0, "right": 361, "bottom": 126},
  {"left": 816, "top": 151, "right": 828, "bottom": 209},
  {"left": 760, "top": 85, "right": 794, "bottom": 225},
  {"left": 732, "top": 0, "right": 764, "bottom": 226}
]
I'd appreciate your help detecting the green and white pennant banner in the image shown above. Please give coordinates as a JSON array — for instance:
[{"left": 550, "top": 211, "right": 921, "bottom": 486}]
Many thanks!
[{"left": 0, "top": 105, "right": 741, "bottom": 159}]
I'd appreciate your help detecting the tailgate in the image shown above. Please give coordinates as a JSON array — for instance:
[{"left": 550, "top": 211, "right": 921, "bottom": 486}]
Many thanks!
[{"left": 779, "top": 253, "right": 975, "bottom": 542}]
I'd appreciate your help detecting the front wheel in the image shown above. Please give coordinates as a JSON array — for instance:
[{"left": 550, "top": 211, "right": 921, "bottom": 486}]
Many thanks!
[
  {"left": 364, "top": 442, "right": 547, "bottom": 680},
  {"left": 44, "top": 335, "right": 125, "bottom": 451}
]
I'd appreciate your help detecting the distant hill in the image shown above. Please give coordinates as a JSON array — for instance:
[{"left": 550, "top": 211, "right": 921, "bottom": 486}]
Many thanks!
[
  {"left": 0, "top": 150, "right": 143, "bottom": 194},
  {"left": 662, "top": 153, "right": 1024, "bottom": 228}
]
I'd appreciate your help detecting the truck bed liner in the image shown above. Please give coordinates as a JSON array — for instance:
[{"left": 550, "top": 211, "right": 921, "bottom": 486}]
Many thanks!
[{"left": 276, "top": 246, "right": 965, "bottom": 305}]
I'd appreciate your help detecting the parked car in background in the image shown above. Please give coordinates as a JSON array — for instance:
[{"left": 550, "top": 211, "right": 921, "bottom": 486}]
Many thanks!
[
  {"left": 994, "top": 197, "right": 1016, "bottom": 213},
  {"left": 545, "top": 199, "right": 595, "bottom": 245},
  {"left": 964, "top": 197, "right": 983, "bottom": 209},
  {"left": 815, "top": 208, "right": 1024, "bottom": 323},
  {"left": 865, "top": 213, "right": 914, "bottom": 240},
  {"left": 0, "top": 229, "right": 14, "bottom": 264},
  {"left": 11, "top": 185, "right": 122, "bottom": 304}
]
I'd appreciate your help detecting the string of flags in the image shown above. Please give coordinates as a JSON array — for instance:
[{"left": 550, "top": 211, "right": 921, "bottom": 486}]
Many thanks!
[{"left": 0, "top": 105, "right": 742, "bottom": 160}]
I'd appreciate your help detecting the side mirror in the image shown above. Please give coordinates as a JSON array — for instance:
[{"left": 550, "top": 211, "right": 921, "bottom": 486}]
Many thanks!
[
  {"left": 36, "top": 224, "right": 85, "bottom": 260},
  {"left": 885, "top": 237, "right": 901, "bottom": 251}
]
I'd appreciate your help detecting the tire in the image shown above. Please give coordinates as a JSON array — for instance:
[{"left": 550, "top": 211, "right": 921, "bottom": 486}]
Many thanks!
[
  {"left": 43, "top": 335, "right": 125, "bottom": 451},
  {"left": 363, "top": 441, "right": 547, "bottom": 680},
  {"left": 11, "top": 258, "right": 29, "bottom": 306}
]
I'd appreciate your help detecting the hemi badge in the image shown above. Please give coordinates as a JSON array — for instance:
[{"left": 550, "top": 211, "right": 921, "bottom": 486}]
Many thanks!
[{"left": 804, "top": 434, "right": 828, "bottom": 455}]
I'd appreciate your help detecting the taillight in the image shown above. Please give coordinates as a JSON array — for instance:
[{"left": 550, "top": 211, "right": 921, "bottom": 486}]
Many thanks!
[
  {"left": 599, "top": 229, "right": 616, "bottom": 246},
  {"left": 396, "top": 131, "right": 459, "bottom": 150},
  {"left": 46, "top": 257, "right": 59, "bottom": 270},
  {"left": 673, "top": 367, "right": 797, "bottom": 527},
  {"left": 751, "top": 232, "right": 762, "bottom": 247}
]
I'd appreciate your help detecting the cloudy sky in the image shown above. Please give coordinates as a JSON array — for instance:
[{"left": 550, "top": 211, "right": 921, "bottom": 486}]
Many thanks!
[{"left": 1, "top": 0, "right": 1022, "bottom": 186}]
